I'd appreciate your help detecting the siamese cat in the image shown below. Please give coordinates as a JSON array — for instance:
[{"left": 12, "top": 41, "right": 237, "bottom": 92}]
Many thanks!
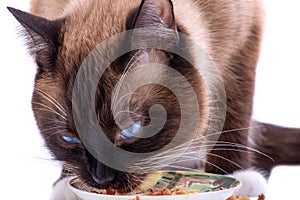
[{"left": 11, "top": 0, "right": 296, "bottom": 199}]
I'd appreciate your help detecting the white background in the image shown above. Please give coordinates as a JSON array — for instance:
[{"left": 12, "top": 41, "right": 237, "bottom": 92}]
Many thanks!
[{"left": 0, "top": 0, "right": 299, "bottom": 199}]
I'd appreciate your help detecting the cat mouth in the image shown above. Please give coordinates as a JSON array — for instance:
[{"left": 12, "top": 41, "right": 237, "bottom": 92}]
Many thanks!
[{"left": 88, "top": 171, "right": 135, "bottom": 193}]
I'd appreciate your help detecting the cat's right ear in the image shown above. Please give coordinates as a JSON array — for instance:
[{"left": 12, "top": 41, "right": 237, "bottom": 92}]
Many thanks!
[
  {"left": 7, "top": 7, "right": 63, "bottom": 70},
  {"left": 132, "top": 0, "right": 177, "bottom": 31}
]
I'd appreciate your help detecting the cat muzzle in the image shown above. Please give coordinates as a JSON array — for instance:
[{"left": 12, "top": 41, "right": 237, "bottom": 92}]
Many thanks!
[
  {"left": 86, "top": 151, "right": 118, "bottom": 188},
  {"left": 90, "top": 162, "right": 117, "bottom": 188}
]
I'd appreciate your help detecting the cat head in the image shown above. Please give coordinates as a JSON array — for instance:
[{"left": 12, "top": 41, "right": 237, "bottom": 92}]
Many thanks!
[{"left": 9, "top": 0, "right": 211, "bottom": 193}]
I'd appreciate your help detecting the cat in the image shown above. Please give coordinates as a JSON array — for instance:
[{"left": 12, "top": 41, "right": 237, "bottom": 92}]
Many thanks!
[{"left": 8, "top": 0, "right": 282, "bottom": 198}]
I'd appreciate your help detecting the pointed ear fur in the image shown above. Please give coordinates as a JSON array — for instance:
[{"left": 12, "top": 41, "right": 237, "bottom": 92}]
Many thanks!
[
  {"left": 130, "top": 0, "right": 178, "bottom": 66},
  {"left": 7, "top": 7, "right": 63, "bottom": 69},
  {"left": 133, "top": 0, "right": 177, "bottom": 31}
]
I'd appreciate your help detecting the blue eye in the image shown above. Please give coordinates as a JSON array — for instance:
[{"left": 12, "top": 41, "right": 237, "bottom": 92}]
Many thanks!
[
  {"left": 120, "top": 121, "right": 142, "bottom": 139},
  {"left": 61, "top": 136, "right": 81, "bottom": 144}
]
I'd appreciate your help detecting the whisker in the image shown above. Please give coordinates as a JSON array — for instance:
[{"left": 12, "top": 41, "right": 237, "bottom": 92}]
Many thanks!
[
  {"left": 114, "top": 110, "right": 144, "bottom": 120},
  {"left": 35, "top": 89, "right": 67, "bottom": 116},
  {"left": 28, "top": 156, "right": 59, "bottom": 167},
  {"left": 127, "top": 173, "right": 140, "bottom": 193},
  {"left": 39, "top": 126, "right": 67, "bottom": 133},
  {"left": 32, "top": 107, "right": 67, "bottom": 120},
  {"left": 135, "top": 154, "right": 228, "bottom": 175},
  {"left": 217, "top": 126, "right": 263, "bottom": 135},
  {"left": 129, "top": 173, "right": 155, "bottom": 193},
  {"left": 111, "top": 51, "right": 141, "bottom": 111},
  {"left": 163, "top": 164, "right": 202, "bottom": 172},
  {"left": 112, "top": 92, "right": 142, "bottom": 113},
  {"left": 34, "top": 117, "right": 66, "bottom": 125},
  {"left": 131, "top": 127, "right": 273, "bottom": 174},
  {"left": 206, "top": 152, "right": 244, "bottom": 170},
  {"left": 170, "top": 157, "right": 229, "bottom": 174},
  {"left": 133, "top": 150, "right": 189, "bottom": 167},
  {"left": 203, "top": 142, "right": 274, "bottom": 161},
  {"left": 44, "top": 129, "right": 67, "bottom": 140}
]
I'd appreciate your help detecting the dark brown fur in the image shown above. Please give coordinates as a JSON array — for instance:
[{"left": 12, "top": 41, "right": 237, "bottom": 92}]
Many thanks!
[
  {"left": 9, "top": 0, "right": 273, "bottom": 193},
  {"left": 251, "top": 121, "right": 300, "bottom": 177}
]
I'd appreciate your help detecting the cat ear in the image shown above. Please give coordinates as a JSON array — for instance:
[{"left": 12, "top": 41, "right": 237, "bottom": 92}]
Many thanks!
[
  {"left": 7, "top": 7, "right": 63, "bottom": 69},
  {"left": 133, "top": 0, "right": 177, "bottom": 31},
  {"left": 130, "top": 0, "right": 178, "bottom": 65}
]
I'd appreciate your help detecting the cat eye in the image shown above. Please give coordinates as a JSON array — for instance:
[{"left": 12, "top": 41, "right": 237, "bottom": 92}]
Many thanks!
[
  {"left": 120, "top": 120, "right": 142, "bottom": 139},
  {"left": 61, "top": 135, "right": 81, "bottom": 144}
]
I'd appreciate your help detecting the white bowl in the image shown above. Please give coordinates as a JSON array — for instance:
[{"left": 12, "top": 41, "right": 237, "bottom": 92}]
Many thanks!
[{"left": 68, "top": 171, "right": 242, "bottom": 200}]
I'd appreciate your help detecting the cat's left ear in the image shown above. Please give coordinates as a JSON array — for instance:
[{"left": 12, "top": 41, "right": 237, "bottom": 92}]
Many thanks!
[
  {"left": 133, "top": 0, "right": 177, "bottom": 31},
  {"left": 7, "top": 7, "right": 63, "bottom": 70}
]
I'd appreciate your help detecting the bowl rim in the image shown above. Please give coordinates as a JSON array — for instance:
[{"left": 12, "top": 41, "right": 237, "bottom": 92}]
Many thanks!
[{"left": 67, "top": 172, "right": 242, "bottom": 198}]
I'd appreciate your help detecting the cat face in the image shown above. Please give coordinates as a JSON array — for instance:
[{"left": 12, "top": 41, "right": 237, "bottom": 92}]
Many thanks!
[{"left": 9, "top": 0, "right": 209, "bottom": 193}]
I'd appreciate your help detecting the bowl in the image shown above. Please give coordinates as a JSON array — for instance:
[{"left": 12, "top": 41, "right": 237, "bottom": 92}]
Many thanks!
[{"left": 68, "top": 171, "right": 241, "bottom": 200}]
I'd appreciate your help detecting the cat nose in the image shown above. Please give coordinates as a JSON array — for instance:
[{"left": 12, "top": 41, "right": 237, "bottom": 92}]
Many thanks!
[
  {"left": 86, "top": 151, "right": 118, "bottom": 187},
  {"left": 92, "top": 162, "right": 116, "bottom": 186}
]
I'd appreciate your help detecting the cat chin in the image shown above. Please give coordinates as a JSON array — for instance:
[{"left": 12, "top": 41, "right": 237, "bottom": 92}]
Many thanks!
[{"left": 231, "top": 168, "right": 267, "bottom": 197}]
